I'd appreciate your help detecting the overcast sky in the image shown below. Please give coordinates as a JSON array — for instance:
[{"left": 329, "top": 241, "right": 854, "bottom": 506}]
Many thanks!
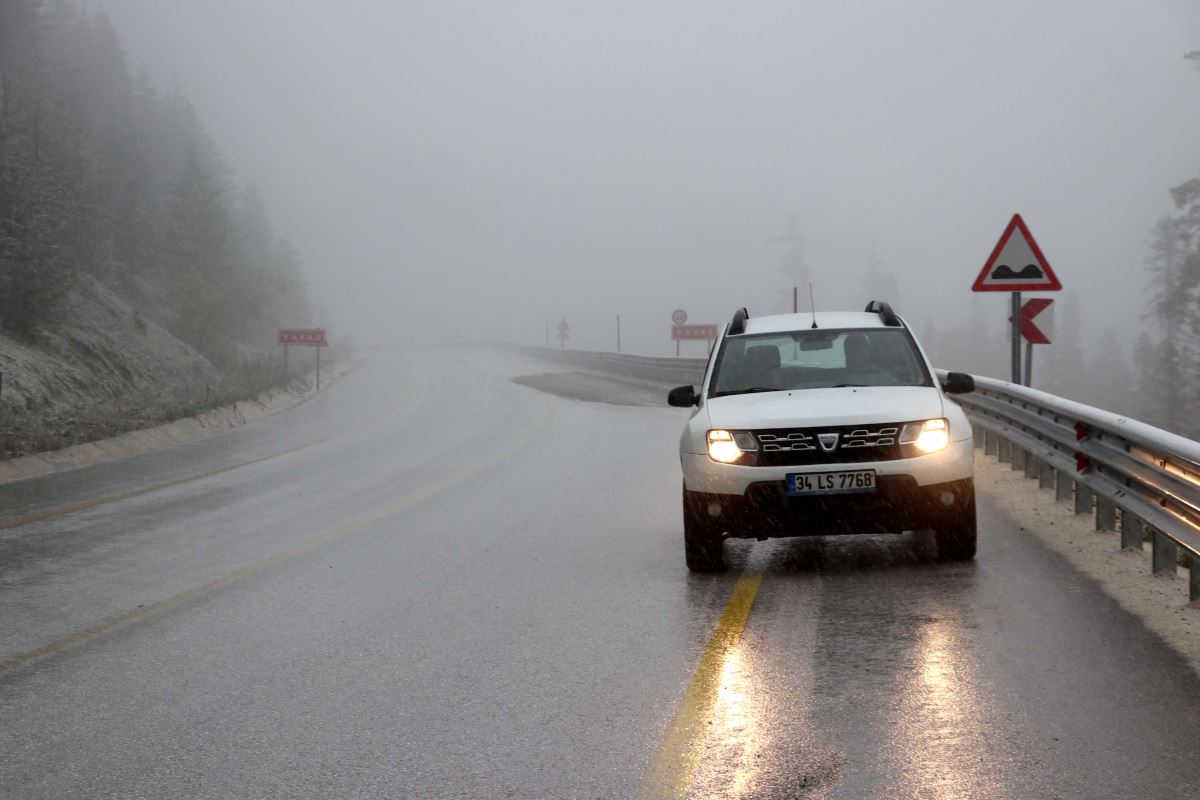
[{"left": 99, "top": 0, "right": 1200, "bottom": 356}]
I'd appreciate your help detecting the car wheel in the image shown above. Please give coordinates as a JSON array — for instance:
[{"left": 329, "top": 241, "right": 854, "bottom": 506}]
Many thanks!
[
  {"left": 683, "top": 483, "right": 726, "bottom": 572},
  {"left": 934, "top": 487, "right": 977, "bottom": 561}
]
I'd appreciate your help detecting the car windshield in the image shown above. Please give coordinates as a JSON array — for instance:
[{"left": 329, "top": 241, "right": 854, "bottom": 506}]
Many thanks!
[{"left": 709, "top": 328, "right": 932, "bottom": 397}]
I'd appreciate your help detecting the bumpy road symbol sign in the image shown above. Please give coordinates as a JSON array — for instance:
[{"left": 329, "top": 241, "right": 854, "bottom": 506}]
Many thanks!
[{"left": 972, "top": 214, "right": 1062, "bottom": 292}]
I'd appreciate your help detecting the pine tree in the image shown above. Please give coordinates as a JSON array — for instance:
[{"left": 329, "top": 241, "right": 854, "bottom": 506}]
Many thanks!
[
  {"left": 1083, "top": 329, "right": 1135, "bottom": 414},
  {"left": 772, "top": 215, "right": 806, "bottom": 312},
  {"left": 0, "top": 0, "right": 309, "bottom": 357},
  {"left": 1141, "top": 215, "right": 1195, "bottom": 431},
  {"left": 164, "top": 144, "right": 236, "bottom": 355},
  {"left": 863, "top": 245, "right": 899, "bottom": 307},
  {"left": 1041, "top": 294, "right": 1086, "bottom": 400}
]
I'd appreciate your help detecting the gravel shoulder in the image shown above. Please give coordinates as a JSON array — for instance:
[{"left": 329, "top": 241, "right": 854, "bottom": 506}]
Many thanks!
[{"left": 975, "top": 451, "right": 1200, "bottom": 675}]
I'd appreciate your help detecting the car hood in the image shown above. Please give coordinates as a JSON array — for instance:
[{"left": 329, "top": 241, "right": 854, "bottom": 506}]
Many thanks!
[{"left": 705, "top": 386, "right": 944, "bottom": 430}]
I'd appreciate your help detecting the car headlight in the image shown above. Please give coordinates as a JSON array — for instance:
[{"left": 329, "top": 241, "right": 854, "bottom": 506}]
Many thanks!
[
  {"left": 900, "top": 418, "right": 949, "bottom": 454},
  {"left": 707, "top": 430, "right": 758, "bottom": 464}
]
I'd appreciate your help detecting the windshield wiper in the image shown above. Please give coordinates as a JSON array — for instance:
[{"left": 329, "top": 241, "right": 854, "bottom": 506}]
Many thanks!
[{"left": 831, "top": 383, "right": 869, "bottom": 388}]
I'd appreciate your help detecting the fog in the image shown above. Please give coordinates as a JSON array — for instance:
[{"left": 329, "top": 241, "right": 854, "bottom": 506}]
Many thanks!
[{"left": 99, "top": 0, "right": 1200, "bottom": 358}]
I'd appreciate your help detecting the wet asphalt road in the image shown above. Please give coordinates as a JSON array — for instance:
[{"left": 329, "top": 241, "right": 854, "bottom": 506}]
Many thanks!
[{"left": 2, "top": 347, "right": 1200, "bottom": 799}]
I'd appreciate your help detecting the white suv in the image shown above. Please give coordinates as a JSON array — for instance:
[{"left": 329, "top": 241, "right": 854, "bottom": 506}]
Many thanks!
[{"left": 668, "top": 302, "right": 977, "bottom": 571}]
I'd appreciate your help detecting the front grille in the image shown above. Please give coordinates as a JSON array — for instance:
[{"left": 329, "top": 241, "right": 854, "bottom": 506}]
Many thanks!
[
  {"left": 753, "top": 423, "right": 910, "bottom": 466},
  {"left": 757, "top": 431, "right": 817, "bottom": 452}
]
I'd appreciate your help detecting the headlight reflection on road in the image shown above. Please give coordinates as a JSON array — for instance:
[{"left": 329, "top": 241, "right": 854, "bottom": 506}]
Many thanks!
[
  {"left": 892, "top": 616, "right": 992, "bottom": 799},
  {"left": 703, "top": 643, "right": 765, "bottom": 799}
]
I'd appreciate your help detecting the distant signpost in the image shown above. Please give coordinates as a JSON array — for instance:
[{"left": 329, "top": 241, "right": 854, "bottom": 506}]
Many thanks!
[
  {"left": 972, "top": 214, "right": 1062, "bottom": 385},
  {"left": 556, "top": 319, "right": 570, "bottom": 350},
  {"left": 278, "top": 328, "right": 328, "bottom": 390},
  {"left": 670, "top": 310, "right": 717, "bottom": 356}
]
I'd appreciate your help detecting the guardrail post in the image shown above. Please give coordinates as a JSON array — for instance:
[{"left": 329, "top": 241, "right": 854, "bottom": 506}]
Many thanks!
[
  {"left": 973, "top": 428, "right": 984, "bottom": 449},
  {"left": 984, "top": 429, "right": 998, "bottom": 456},
  {"left": 1054, "top": 468, "right": 1072, "bottom": 502},
  {"left": 1024, "top": 453, "right": 1039, "bottom": 479},
  {"left": 1038, "top": 459, "right": 1055, "bottom": 489},
  {"left": 998, "top": 437, "right": 1012, "bottom": 464},
  {"left": 1190, "top": 561, "right": 1200, "bottom": 605},
  {"left": 1152, "top": 530, "right": 1178, "bottom": 575},
  {"left": 1074, "top": 482, "right": 1094, "bottom": 515},
  {"left": 1095, "top": 497, "right": 1116, "bottom": 531},
  {"left": 1120, "top": 513, "right": 1144, "bottom": 550},
  {"left": 1012, "top": 445, "right": 1027, "bottom": 472}
]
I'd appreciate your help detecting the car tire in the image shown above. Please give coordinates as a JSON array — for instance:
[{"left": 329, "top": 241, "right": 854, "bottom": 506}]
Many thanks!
[
  {"left": 683, "top": 484, "right": 726, "bottom": 572},
  {"left": 934, "top": 487, "right": 977, "bottom": 561}
]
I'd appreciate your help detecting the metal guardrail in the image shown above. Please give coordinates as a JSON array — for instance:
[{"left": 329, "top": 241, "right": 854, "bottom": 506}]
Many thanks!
[
  {"left": 941, "top": 371, "right": 1200, "bottom": 602},
  {"left": 509, "top": 345, "right": 708, "bottom": 386}
]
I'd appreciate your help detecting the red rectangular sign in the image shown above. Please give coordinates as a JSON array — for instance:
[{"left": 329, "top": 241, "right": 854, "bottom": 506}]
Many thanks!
[
  {"left": 671, "top": 324, "right": 718, "bottom": 341},
  {"left": 278, "top": 328, "right": 327, "bottom": 346}
]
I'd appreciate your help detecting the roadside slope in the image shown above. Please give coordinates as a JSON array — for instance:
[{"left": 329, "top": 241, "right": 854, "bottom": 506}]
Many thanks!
[{"left": 0, "top": 277, "right": 296, "bottom": 460}]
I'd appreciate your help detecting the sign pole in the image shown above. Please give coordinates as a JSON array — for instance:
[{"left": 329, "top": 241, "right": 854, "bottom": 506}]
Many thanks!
[
  {"left": 616, "top": 314, "right": 621, "bottom": 353},
  {"left": 676, "top": 340, "right": 680, "bottom": 357},
  {"left": 1011, "top": 291, "right": 1021, "bottom": 384},
  {"left": 793, "top": 286, "right": 798, "bottom": 313},
  {"left": 284, "top": 344, "right": 289, "bottom": 384},
  {"left": 972, "top": 214, "right": 1060, "bottom": 383},
  {"left": 1024, "top": 340, "right": 1032, "bottom": 387},
  {"left": 316, "top": 345, "right": 321, "bottom": 391}
]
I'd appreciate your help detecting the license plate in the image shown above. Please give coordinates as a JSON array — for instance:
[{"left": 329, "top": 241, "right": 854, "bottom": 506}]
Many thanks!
[{"left": 787, "top": 470, "right": 876, "bottom": 496}]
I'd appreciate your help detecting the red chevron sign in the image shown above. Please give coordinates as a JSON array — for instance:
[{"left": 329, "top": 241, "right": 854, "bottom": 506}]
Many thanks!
[{"left": 1017, "top": 298, "right": 1053, "bottom": 344}]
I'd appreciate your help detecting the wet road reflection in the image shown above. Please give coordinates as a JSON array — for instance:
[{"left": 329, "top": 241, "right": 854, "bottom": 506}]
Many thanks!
[
  {"left": 688, "top": 635, "right": 768, "bottom": 798},
  {"left": 890, "top": 610, "right": 990, "bottom": 799},
  {"left": 4, "top": 350, "right": 1200, "bottom": 799},
  {"left": 686, "top": 534, "right": 997, "bottom": 799},
  {"left": 660, "top": 514, "right": 1200, "bottom": 800}
]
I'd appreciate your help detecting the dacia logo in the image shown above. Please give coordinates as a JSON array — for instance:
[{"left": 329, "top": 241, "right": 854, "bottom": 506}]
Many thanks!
[{"left": 818, "top": 433, "right": 840, "bottom": 452}]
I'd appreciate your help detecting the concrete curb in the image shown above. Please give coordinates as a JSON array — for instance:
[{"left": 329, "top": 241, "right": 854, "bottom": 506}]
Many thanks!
[{"left": 0, "top": 359, "right": 357, "bottom": 486}]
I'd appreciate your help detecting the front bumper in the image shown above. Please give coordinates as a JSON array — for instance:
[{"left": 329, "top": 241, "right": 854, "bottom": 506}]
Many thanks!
[
  {"left": 680, "top": 438, "right": 975, "bottom": 538},
  {"left": 686, "top": 476, "right": 974, "bottom": 538}
]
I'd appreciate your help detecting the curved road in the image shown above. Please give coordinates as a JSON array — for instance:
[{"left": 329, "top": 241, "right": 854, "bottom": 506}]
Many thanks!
[{"left": 2, "top": 347, "right": 1199, "bottom": 799}]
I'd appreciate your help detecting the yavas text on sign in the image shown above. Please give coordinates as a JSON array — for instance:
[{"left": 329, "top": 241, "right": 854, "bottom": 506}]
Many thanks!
[{"left": 278, "top": 328, "right": 327, "bottom": 346}]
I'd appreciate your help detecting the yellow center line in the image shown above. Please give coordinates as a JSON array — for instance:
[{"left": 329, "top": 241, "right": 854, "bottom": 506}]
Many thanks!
[
  {"left": 0, "top": 394, "right": 554, "bottom": 677},
  {"left": 637, "top": 572, "right": 763, "bottom": 800}
]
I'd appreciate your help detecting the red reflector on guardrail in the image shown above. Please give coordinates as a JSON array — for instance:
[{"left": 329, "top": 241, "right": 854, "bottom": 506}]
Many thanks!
[
  {"left": 1076, "top": 453, "right": 1090, "bottom": 473},
  {"left": 1075, "top": 422, "right": 1090, "bottom": 441}
]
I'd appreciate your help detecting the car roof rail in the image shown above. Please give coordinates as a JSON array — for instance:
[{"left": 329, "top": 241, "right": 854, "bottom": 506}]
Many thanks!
[
  {"left": 729, "top": 307, "right": 750, "bottom": 335},
  {"left": 864, "top": 300, "right": 902, "bottom": 327}
]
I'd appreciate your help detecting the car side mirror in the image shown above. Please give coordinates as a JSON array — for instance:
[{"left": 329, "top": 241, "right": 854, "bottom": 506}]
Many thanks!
[
  {"left": 668, "top": 385, "right": 698, "bottom": 407},
  {"left": 941, "top": 372, "right": 975, "bottom": 395}
]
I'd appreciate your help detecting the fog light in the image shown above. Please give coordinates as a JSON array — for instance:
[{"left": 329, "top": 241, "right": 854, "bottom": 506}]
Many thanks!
[{"left": 707, "top": 503, "right": 723, "bottom": 518}]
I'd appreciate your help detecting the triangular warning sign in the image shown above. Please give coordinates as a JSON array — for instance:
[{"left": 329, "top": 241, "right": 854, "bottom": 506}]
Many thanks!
[{"left": 972, "top": 214, "right": 1062, "bottom": 292}]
